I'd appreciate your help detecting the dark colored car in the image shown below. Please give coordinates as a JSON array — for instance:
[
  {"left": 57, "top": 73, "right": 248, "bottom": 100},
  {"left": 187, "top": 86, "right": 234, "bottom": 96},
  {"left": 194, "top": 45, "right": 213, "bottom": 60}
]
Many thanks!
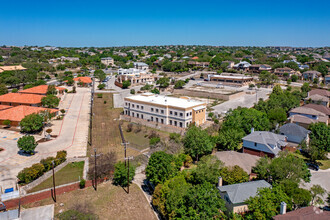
[
  {"left": 190, "top": 77, "right": 195, "bottom": 80},
  {"left": 306, "top": 162, "right": 319, "bottom": 171}
]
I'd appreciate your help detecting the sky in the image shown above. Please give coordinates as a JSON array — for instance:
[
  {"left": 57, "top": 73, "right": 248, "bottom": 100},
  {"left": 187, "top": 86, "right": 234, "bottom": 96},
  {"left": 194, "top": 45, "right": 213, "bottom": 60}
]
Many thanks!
[{"left": 1, "top": 0, "right": 330, "bottom": 47}]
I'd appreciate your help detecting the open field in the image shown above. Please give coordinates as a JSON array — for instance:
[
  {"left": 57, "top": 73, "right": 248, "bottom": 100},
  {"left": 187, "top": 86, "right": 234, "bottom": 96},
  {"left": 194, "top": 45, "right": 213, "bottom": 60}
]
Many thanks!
[
  {"left": 28, "top": 161, "right": 85, "bottom": 193},
  {"left": 89, "top": 93, "right": 142, "bottom": 160},
  {"left": 23, "top": 182, "right": 157, "bottom": 220}
]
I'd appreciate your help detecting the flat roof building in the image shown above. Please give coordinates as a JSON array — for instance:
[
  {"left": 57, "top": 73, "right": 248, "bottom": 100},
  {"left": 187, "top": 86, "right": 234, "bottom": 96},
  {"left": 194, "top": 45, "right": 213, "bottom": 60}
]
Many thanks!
[
  {"left": 208, "top": 73, "right": 253, "bottom": 86},
  {"left": 101, "top": 57, "right": 114, "bottom": 66},
  {"left": 124, "top": 93, "right": 206, "bottom": 128}
]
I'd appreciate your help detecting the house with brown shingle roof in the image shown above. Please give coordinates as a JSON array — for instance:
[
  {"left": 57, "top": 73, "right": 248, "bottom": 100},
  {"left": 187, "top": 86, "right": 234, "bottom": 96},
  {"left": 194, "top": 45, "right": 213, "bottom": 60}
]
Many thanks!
[
  {"left": 303, "top": 103, "right": 330, "bottom": 116},
  {"left": 0, "top": 93, "right": 44, "bottom": 107},
  {"left": 273, "top": 67, "right": 298, "bottom": 77},
  {"left": 288, "top": 106, "right": 329, "bottom": 128},
  {"left": 273, "top": 206, "right": 330, "bottom": 220},
  {"left": 0, "top": 105, "right": 58, "bottom": 126},
  {"left": 304, "top": 94, "right": 329, "bottom": 107},
  {"left": 303, "top": 70, "right": 322, "bottom": 81},
  {"left": 308, "top": 89, "right": 330, "bottom": 98}
]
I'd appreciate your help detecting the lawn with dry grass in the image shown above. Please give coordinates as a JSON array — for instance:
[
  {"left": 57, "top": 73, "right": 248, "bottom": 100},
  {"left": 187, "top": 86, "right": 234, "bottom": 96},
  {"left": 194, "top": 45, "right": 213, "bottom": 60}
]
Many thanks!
[{"left": 23, "top": 182, "right": 157, "bottom": 220}]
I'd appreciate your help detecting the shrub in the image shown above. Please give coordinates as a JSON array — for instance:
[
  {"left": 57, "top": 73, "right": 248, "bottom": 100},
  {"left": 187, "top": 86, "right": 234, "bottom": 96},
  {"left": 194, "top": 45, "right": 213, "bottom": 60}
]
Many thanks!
[
  {"left": 3, "top": 119, "right": 11, "bottom": 127},
  {"left": 149, "top": 137, "right": 160, "bottom": 146},
  {"left": 126, "top": 123, "right": 133, "bottom": 132},
  {"left": 113, "top": 161, "right": 136, "bottom": 187},
  {"left": 79, "top": 179, "right": 86, "bottom": 189},
  {"left": 103, "top": 100, "right": 107, "bottom": 104},
  {"left": 60, "top": 109, "right": 66, "bottom": 114},
  {"left": 56, "top": 150, "right": 67, "bottom": 165},
  {"left": 40, "top": 156, "right": 56, "bottom": 172},
  {"left": 17, "top": 163, "right": 45, "bottom": 184},
  {"left": 97, "top": 83, "right": 105, "bottom": 90},
  {"left": 169, "top": 133, "right": 181, "bottom": 143},
  {"left": 130, "top": 89, "right": 135, "bottom": 94},
  {"left": 11, "top": 88, "right": 18, "bottom": 93},
  {"left": 97, "top": 94, "right": 103, "bottom": 98},
  {"left": 17, "top": 135, "right": 38, "bottom": 154}
]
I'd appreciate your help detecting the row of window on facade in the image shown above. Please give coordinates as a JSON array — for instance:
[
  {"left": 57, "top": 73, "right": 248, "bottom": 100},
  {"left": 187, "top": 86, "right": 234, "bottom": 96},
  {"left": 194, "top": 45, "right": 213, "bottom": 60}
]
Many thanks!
[{"left": 125, "top": 102, "right": 192, "bottom": 117}]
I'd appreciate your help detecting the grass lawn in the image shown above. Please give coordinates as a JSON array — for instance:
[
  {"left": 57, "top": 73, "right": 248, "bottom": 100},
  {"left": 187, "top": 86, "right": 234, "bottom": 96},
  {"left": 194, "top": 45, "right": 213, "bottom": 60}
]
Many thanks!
[
  {"left": 23, "top": 182, "right": 157, "bottom": 220},
  {"left": 317, "top": 160, "right": 330, "bottom": 170},
  {"left": 28, "top": 161, "right": 85, "bottom": 193}
]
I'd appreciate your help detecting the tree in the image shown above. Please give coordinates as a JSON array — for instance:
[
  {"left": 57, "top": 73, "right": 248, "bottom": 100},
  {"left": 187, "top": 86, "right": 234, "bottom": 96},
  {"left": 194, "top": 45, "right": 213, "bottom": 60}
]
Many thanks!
[
  {"left": 246, "top": 186, "right": 291, "bottom": 220},
  {"left": 151, "top": 88, "right": 160, "bottom": 94},
  {"left": 311, "top": 184, "right": 326, "bottom": 205},
  {"left": 216, "top": 128, "right": 245, "bottom": 151},
  {"left": 259, "top": 71, "right": 278, "bottom": 85},
  {"left": 67, "top": 77, "right": 74, "bottom": 86},
  {"left": 291, "top": 75, "right": 298, "bottom": 82},
  {"left": 88, "top": 152, "right": 116, "bottom": 180},
  {"left": 279, "top": 180, "right": 312, "bottom": 208},
  {"left": 309, "top": 122, "right": 330, "bottom": 153},
  {"left": 17, "top": 135, "right": 38, "bottom": 154},
  {"left": 0, "top": 83, "right": 8, "bottom": 95},
  {"left": 174, "top": 80, "right": 185, "bottom": 89},
  {"left": 113, "top": 161, "right": 136, "bottom": 187},
  {"left": 191, "top": 155, "right": 224, "bottom": 185},
  {"left": 183, "top": 126, "right": 214, "bottom": 161},
  {"left": 222, "top": 107, "right": 270, "bottom": 135},
  {"left": 41, "top": 95, "right": 60, "bottom": 108},
  {"left": 301, "top": 82, "right": 311, "bottom": 93},
  {"left": 254, "top": 152, "right": 311, "bottom": 184},
  {"left": 94, "top": 69, "right": 106, "bottom": 82},
  {"left": 97, "top": 83, "right": 105, "bottom": 90},
  {"left": 272, "top": 85, "right": 283, "bottom": 95},
  {"left": 146, "top": 151, "right": 179, "bottom": 185},
  {"left": 20, "top": 113, "right": 44, "bottom": 133},
  {"left": 122, "top": 80, "right": 131, "bottom": 89},
  {"left": 130, "top": 89, "right": 135, "bottom": 94},
  {"left": 156, "top": 77, "right": 170, "bottom": 88},
  {"left": 46, "top": 85, "right": 57, "bottom": 95},
  {"left": 219, "top": 165, "right": 249, "bottom": 185},
  {"left": 267, "top": 108, "right": 287, "bottom": 124}
]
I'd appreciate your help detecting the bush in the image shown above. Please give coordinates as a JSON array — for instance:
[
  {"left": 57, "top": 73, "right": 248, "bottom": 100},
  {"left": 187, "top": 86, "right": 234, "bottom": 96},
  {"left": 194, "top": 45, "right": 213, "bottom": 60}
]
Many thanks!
[
  {"left": 17, "top": 135, "right": 38, "bottom": 154},
  {"left": 79, "top": 179, "right": 86, "bottom": 189},
  {"left": 60, "top": 109, "right": 66, "bottom": 114},
  {"left": 17, "top": 163, "right": 45, "bottom": 184},
  {"left": 3, "top": 119, "right": 11, "bottom": 127},
  {"left": 97, "top": 83, "right": 105, "bottom": 90},
  {"left": 126, "top": 123, "right": 133, "bottom": 132},
  {"left": 11, "top": 88, "right": 18, "bottom": 93},
  {"left": 104, "top": 100, "right": 107, "bottom": 104},
  {"left": 122, "top": 80, "right": 131, "bottom": 89},
  {"left": 113, "top": 161, "right": 136, "bottom": 187},
  {"left": 130, "top": 89, "right": 135, "bottom": 94},
  {"left": 40, "top": 156, "right": 56, "bottom": 172},
  {"left": 97, "top": 93, "right": 103, "bottom": 98},
  {"left": 169, "top": 133, "right": 181, "bottom": 143},
  {"left": 151, "top": 88, "right": 160, "bottom": 94},
  {"left": 56, "top": 150, "right": 67, "bottom": 165},
  {"left": 149, "top": 137, "right": 161, "bottom": 146}
]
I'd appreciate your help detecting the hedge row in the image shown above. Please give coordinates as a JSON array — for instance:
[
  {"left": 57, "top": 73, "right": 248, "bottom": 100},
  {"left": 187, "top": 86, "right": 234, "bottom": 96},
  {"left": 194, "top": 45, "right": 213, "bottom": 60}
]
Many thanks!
[{"left": 17, "top": 151, "right": 67, "bottom": 184}]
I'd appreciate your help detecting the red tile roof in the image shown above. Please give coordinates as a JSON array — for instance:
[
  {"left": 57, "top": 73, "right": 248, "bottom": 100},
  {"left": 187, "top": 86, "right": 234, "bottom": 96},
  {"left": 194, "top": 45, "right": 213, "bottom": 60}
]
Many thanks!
[
  {"left": 191, "top": 56, "right": 199, "bottom": 60},
  {"left": 19, "top": 85, "right": 65, "bottom": 95},
  {"left": 0, "top": 93, "right": 44, "bottom": 105},
  {"left": 0, "top": 105, "right": 58, "bottom": 122},
  {"left": 74, "top": 77, "right": 92, "bottom": 84},
  {"left": 0, "top": 105, "right": 12, "bottom": 111}
]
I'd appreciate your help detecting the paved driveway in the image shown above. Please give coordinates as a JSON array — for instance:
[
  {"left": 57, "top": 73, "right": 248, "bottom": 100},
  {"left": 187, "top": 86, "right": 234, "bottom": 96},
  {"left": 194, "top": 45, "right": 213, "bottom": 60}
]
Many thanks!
[{"left": 0, "top": 88, "right": 90, "bottom": 189}]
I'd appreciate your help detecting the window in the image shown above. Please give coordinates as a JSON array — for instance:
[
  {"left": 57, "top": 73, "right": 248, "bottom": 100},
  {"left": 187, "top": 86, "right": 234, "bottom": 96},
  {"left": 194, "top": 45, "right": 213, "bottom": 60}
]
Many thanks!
[
  {"left": 254, "top": 142, "right": 257, "bottom": 147},
  {"left": 132, "top": 112, "right": 134, "bottom": 117},
  {"left": 156, "top": 118, "right": 159, "bottom": 122},
  {"left": 180, "top": 113, "right": 183, "bottom": 117},
  {"left": 179, "top": 122, "right": 183, "bottom": 128},
  {"left": 174, "top": 112, "right": 178, "bottom": 116},
  {"left": 125, "top": 102, "right": 127, "bottom": 106},
  {"left": 161, "top": 119, "right": 164, "bottom": 124},
  {"left": 169, "top": 120, "right": 172, "bottom": 125},
  {"left": 156, "top": 109, "right": 159, "bottom": 113},
  {"left": 186, "top": 113, "right": 189, "bottom": 117},
  {"left": 137, "top": 105, "right": 139, "bottom": 109},
  {"left": 174, "top": 121, "right": 177, "bottom": 126},
  {"left": 151, "top": 108, "right": 154, "bottom": 112},
  {"left": 190, "top": 112, "right": 192, "bottom": 116},
  {"left": 161, "top": 110, "right": 164, "bottom": 114},
  {"left": 141, "top": 114, "right": 143, "bottom": 119},
  {"left": 141, "top": 106, "right": 144, "bottom": 110},
  {"left": 137, "top": 113, "right": 139, "bottom": 118},
  {"left": 186, "top": 122, "right": 189, "bottom": 127},
  {"left": 151, "top": 116, "right": 153, "bottom": 121},
  {"left": 170, "top": 111, "right": 173, "bottom": 115},
  {"left": 132, "top": 104, "right": 135, "bottom": 108}
]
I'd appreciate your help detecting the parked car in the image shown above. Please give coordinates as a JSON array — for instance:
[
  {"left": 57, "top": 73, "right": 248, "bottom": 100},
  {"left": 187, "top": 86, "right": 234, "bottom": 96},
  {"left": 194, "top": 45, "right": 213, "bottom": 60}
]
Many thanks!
[
  {"left": 190, "top": 77, "right": 195, "bottom": 80},
  {"left": 306, "top": 162, "right": 319, "bottom": 171}
]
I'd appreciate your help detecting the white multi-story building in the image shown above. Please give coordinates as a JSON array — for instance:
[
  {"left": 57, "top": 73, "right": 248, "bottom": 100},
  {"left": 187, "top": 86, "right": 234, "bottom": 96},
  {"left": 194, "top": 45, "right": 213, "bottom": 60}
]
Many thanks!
[
  {"left": 101, "top": 57, "right": 114, "bottom": 66},
  {"left": 118, "top": 68, "right": 145, "bottom": 75},
  {"left": 124, "top": 93, "right": 206, "bottom": 128}
]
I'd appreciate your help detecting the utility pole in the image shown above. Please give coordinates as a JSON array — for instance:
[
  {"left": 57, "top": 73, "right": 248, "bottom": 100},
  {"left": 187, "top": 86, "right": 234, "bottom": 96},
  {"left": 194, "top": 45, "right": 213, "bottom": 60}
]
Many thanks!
[
  {"left": 51, "top": 161, "right": 56, "bottom": 202},
  {"left": 91, "top": 148, "right": 101, "bottom": 191},
  {"left": 124, "top": 156, "right": 133, "bottom": 194},
  {"left": 89, "top": 77, "right": 94, "bottom": 147},
  {"left": 119, "top": 125, "right": 129, "bottom": 167}
]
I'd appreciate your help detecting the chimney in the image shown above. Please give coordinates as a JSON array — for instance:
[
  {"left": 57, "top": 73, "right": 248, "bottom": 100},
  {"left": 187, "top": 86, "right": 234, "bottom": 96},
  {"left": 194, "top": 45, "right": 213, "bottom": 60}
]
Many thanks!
[
  {"left": 218, "top": 177, "right": 223, "bottom": 187},
  {"left": 280, "top": 202, "right": 287, "bottom": 215},
  {"left": 251, "top": 127, "right": 254, "bottom": 133}
]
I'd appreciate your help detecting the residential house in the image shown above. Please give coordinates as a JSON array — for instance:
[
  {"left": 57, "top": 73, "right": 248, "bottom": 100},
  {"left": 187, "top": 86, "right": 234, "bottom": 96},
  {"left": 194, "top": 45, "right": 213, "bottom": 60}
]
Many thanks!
[
  {"left": 273, "top": 67, "right": 297, "bottom": 77},
  {"left": 325, "top": 75, "right": 330, "bottom": 85},
  {"left": 303, "top": 103, "right": 330, "bottom": 117},
  {"left": 233, "top": 61, "right": 251, "bottom": 71},
  {"left": 0, "top": 93, "right": 44, "bottom": 107},
  {"left": 124, "top": 93, "right": 206, "bottom": 128},
  {"left": 242, "top": 130, "right": 287, "bottom": 158},
  {"left": 73, "top": 77, "right": 92, "bottom": 87},
  {"left": 187, "top": 61, "right": 210, "bottom": 68},
  {"left": 308, "top": 89, "right": 330, "bottom": 99},
  {"left": 279, "top": 123, "right": 310, "bottom": 144},
  {"left": 288, "top": 106, "right": 329, "bottom": 128},
  {"left": 304, "top": 94, "right": 329, "bottom": 107},
  {"left": 0, "top": 105, "right": 58, "bottom": 126},
  {"left": 218, "top": 179, "right": 271, "bottom": 214},
  {"left": 248, "top": 64, "right": 272, "bottom": 74},
  {"left": 133, "top": 62, "right": 149, "bottom": 71},
  {"left": 303, "top": 70, "right": 322, "bottom": 81},
  {"left": 101, "top": 57, "right": 114, "bottom": 66},
  {"left": 273, "top": 206, "right": 330, "bottom": 220},
  {"left": 222, "top": 61, "right": 235, "bottom": 69}
]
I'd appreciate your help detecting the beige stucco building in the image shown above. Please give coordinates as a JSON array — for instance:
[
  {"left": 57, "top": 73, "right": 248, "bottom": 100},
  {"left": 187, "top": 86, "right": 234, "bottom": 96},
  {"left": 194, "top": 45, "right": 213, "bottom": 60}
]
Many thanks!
[{"left": 124, "top": 93, "right": 206, "bottom": 128}]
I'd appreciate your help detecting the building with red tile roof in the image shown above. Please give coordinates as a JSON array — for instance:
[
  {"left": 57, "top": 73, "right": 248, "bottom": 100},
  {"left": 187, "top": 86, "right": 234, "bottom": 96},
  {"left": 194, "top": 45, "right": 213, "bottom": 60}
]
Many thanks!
[
  {"left": 0, "top": 93, "right": 44, "bottom": 106},
  {"left": 0, "top": 105, "right": 12, "bottom": 111},
  {"left": 191, "top": 56, "right": 199, "bottom": 60},
  {"left": 19, "top": 85, "right": 65, "bottom": 95},
  {"left": 73, "top": 77, "right": 92, "bottom": 87},
  {"left": 0, "top": 105, "right": 58, "bottom": 126}
]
